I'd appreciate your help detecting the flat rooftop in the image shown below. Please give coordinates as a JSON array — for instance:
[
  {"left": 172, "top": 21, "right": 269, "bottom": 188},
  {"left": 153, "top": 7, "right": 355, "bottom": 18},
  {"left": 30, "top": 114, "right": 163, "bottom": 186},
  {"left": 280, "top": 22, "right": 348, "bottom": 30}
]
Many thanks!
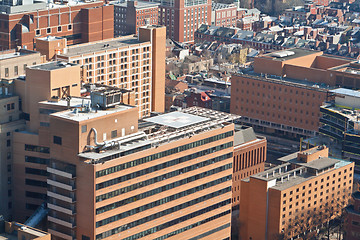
[
  {"left": 30, "top": 61, "right": 77, "bottom": 71},
  {"left": 39, "top": 97, "right": 91, "bottom": 108},
  {"left": 79, "top": 107, "right": 240, "bottom": 162},
  {"left": 144, "top": 111, "right": 209, "bottom": 129},
  {"left": 330, "top": 88, "right": 360, "bottom": 98},
  {"left": 250, "top": 153, "right": 350, "bottom": 190},
  {"left": 261, "top": 48, "right": 319, "bottom": 61},
  {"left": 110, "top": 0, "right": 160, "bottom": 8},
  {"left": 51, "top": 104, "right": 133, "bottom": 122},
  {"left": 59, "top": 37, "right": 148, "bottom": 57},
  {"left": 237, "top": 70, "right": 332, "bottom": 91},
  {"left": 321, "top": 103, "right": 360, "bottom": 122},
  {"left": 0, "top": 50, "right": 36, "bottom": 61}
]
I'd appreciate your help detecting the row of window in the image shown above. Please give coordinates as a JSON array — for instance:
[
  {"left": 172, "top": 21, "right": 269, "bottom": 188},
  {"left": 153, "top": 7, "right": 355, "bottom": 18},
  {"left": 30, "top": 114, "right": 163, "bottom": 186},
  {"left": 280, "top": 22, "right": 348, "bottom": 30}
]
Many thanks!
[
  {"left": 96, "top": 142, "right": 233, "bottom": 190},
  {"left": 233, "top": 146, "right": 265, "bottom": 173},
  {"left": 96, "top": 151, "right": 232, "bottom": 201},
  {"left": 25, "top": 179, "right": 47, "bottom": 188},
  {"left": 282, "top": 169, "right": 353, "bottom": 198},
  {"left": 96, "top": 186, "right": 230, "bottom": 229},
  {"left": 96, "top": 175, "right": 229, "bottom": 219},
  {"left": 26, "top": 191, "right": 47, "bottom": 200},
  {"left": 96, "top": 131, "right": 233, "bottom": 178},
  {"left": 25, "top": 167, "right": 47, "bottom": 176},
  {"left": 153, "top": 211, "right": 230, "bottom": 240},
  {"left": 25, "top": 144, "right": 50, "bottom": 154},
  {"left": 96, "top": 199, "right": 231, "bottom": 240},
  {"left": 25, "top": 156, "right": 49, "bottom": 165},
  {"left": 96, "top": 164, "right": 232, "bottom": 214}
]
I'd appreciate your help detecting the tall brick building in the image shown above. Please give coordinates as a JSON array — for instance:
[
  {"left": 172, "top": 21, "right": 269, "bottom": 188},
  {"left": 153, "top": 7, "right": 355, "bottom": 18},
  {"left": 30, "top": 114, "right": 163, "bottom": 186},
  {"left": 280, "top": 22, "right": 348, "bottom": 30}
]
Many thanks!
[
  {"left": 111, "top": 0, "right": 159, "bottom": 36},
  {"left": 154, "top": 0, "right": 212, "bottom": 42},
  {"left": 0, "top": 0, "right": 113, "bottom": 50}
]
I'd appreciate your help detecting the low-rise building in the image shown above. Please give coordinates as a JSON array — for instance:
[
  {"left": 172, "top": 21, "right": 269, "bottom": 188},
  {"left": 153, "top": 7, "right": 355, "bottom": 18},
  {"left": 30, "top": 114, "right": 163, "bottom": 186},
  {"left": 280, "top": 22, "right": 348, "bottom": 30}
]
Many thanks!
[
  {"left": 240, "top": 146, "right": 354, "bottom": 240},
  {"left": 211, "top": 3, "right": 237, "bottom": 28}
]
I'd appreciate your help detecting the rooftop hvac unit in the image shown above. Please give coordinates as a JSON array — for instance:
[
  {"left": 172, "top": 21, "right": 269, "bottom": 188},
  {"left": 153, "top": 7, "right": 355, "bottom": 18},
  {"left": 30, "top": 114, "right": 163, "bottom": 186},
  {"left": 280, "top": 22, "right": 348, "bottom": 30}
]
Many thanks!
[{"left": 91, "top": 89, "right": 122, "bottom": 109}]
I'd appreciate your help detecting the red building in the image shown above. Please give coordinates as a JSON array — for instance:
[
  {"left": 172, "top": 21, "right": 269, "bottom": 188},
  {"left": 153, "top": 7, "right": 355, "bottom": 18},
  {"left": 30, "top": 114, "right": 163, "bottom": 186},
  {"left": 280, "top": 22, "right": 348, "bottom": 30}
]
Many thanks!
[
  {"left": 0, "top": 0, "right": 113, "bottom": 50},
  {"left": 345, "top": 192, "right": 360, "bottom": 240},
  {"left": 185, "top": 90, "right": 212, "bottom": 109},
  {"left": 111, "top": 0, "right": 159, "bottom": 36},
  {"left": 156, "top": 0, "right": 211, "bottom": 43},
  {"left": 211, "top": 3, "right": 237, "bottom": 28}
]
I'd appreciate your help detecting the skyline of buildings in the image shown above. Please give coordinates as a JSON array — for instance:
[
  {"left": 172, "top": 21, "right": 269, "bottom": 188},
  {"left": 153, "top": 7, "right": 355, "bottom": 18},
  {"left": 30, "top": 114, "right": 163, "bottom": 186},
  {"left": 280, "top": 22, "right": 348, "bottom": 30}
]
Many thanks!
[{"left": 0, "top": 0, "right": 359, "bottom": 239}]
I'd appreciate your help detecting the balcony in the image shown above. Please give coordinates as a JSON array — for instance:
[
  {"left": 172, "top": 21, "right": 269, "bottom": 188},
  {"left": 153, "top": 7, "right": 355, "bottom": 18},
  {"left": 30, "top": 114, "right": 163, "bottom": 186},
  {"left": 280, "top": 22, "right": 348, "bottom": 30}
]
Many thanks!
[
  {"left": 47, "top": 179, "right": 76, "bottom": 191},
  {"left": 48, "top": 216, "right": 76, "bottom": 228},
  {"left": 48, "top": 227, "right": 75, "bottom": 240},
  {"left": 47, "top": 167, "right": 74, "bottom": 179},
  {"left": 47, "top": 190, "right": 76, "bottom": 203},
  {"left": 47, "top": 203, "right": 76, "bottom": 215}
]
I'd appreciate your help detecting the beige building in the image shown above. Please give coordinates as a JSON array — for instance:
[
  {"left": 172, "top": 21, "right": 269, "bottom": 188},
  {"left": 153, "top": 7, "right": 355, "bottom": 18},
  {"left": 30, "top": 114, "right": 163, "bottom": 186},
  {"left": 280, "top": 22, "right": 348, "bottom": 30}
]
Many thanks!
[
  {"left": 51, "top": 25, "right": 166, "bottom": 118},
  {"left": 0, "top": 49, "right": 43, "bottom": 80},
  {"left": 0, "top": 80, "right": 26, "bottom": 221},
  {"left": 8, "top": 58, "right": 237, "bottom": 240},
  {"left": 240, "top": 146, "right": 354, "bottom": 240}
]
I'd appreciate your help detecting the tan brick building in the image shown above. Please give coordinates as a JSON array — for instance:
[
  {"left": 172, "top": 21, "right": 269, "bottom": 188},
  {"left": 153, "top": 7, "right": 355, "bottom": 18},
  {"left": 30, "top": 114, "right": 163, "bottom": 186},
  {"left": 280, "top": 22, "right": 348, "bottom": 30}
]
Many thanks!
[
  {"left": 8, "top": 59, "right": 238, "bottom": 239},
  {"left": 239, "top": 146, "right": 354, "bottom": 240},
  {"left": 54, "top": 25, "right": 166, "bottom": 118}
]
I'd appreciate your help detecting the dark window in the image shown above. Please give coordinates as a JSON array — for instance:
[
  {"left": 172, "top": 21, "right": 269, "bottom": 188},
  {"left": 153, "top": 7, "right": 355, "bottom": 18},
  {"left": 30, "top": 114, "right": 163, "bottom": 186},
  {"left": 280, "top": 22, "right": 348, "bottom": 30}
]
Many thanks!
[
  {"left": 53, "top": 136, "right": 62, "bottom": 145},
  {"left": 25, "top": 144, "right": 50, "bottom": 154},
  {"left": 25, "top": 167, "right": 47, "bottom": 176},
  {"left": 25, "top": 179, "right": 47, "bottom": 187},
  {"left": 26, "top": 191, "right": 47, "bottom": 200},
  {"left": 57, "top": 26, "right": 61, "bottom": 32},
  {"left": 8, "top": 202, "right": 12, "bottom": 209},
  {"left": 6, "top": 140, "right": 10, "bottom": 147},
  {"left": 46, "top": 28, "right": 51, "bottom": 33},
  {"left": 81, "top": 125, "right": 87, "bottom": 133},
  {"left": 26, "top": 203, "right": 39, "bottom": 210},
  {"left": 82, "top": 236, "right": 90, "bottom": 240},
  {"left": 111, "top": 130, "right": 117, "bottom": 138},
  {"left": 35, "top": 29, "right": 40, "bottom": 35},
  {"left": 25, "top": 156, "right": 49, "bottom": 165}
]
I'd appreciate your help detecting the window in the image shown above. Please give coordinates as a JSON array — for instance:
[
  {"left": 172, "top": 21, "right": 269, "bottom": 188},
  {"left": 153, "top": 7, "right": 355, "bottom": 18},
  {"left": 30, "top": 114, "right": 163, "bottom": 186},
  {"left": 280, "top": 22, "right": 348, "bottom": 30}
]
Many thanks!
[
  {"left": 14, "top": 66, "right": 18, "bottom": 75},
  {"left": 6, "top": 140, "right": 10, "bottom": 147},
  {"left": 53, "top": 136, "right": 62, "bottom": 145},
  {"left": 47, "top": 28, "right": 51, "bottom": 33},
  {"left": 5, "top": 67, "right": 9, "bottom": 77},
  {"left": 111, "top": 130, "right": 117, "bottom": 138},
  {"left": 35, "top": 29, "right": 40, "bottom": 35},
  {"left": 25, "top": 144, "right": 50, "bottom": 154},
  {"left": 57, "top": 26, "right": 62, "bottom": 32},
  {"left": 68, "top": 24, "right": 72, "bottom": 30},
  {"left": 82, "top": 125, "right": 87, "bottom": 133}
]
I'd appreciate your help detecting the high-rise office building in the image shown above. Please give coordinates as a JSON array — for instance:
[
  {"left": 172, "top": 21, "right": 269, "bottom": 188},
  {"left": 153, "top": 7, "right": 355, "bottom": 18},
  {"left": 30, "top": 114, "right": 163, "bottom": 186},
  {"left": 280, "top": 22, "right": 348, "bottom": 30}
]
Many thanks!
[
  {"left": 7, "top": 58, "right": 238, "bottom": 239},
  {"left": 239, "top": 146, "right": 354, "bottom": 240}
]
